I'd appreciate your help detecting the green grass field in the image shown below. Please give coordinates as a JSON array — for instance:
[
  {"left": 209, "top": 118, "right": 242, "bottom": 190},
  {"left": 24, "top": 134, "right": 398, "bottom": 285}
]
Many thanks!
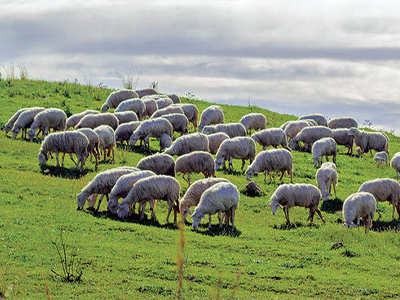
[{"left": 1, "top": 79, "right": 400, "bottom": 299}]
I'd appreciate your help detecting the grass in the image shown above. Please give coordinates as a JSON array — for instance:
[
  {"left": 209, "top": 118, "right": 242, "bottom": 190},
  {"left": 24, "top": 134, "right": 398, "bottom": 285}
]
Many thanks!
[{"left": 2, "top": 79, "right": 400, "bottom": 299}]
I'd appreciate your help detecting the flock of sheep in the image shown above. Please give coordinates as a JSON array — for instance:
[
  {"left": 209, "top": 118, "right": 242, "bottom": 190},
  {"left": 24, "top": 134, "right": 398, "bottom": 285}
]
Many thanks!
[{"left": 5, "top": 87, "right": 400, "bottom": 230}]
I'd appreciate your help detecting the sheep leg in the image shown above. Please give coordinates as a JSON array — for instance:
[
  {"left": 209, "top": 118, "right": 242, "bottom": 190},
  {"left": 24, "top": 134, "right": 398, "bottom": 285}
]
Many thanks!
[
  {"left": 231, "top": 208, "right": 235, "bottom": 228},
  {"left": 284, "top": 207, "right": 290, "bottom": 224},
  {"left": 182, "top": 174, "right": 190, "bottom": 185},
  {"left": 55, "top": 152, "right": 60, "bottom": 167},
  {"left": 333, "top": 183, "right": 337, "bottom": 198},
  {"left": 218, "top": 211, "right": 223, "bottom": 228},
  {"left": 307, "top": 208, "right": 315, "bottom": 223},
  {"left": 61, "top": 153, "right": 66, "bottom": 167},
  {"left": 208, "top": 214, "right": 212, "bottom": 228},
  {"left": 376, "top": 209, "right": 382, "bottom": 220},
  {"left": 224, "top": 210, "right": 230, "bottom": 227},
  {"left": 325, "top": 155, "right": 329, "bottom": 162},
  {"left": 279, "top": 170, "right": 285, "bottom": 181},
  {"left": 69, "top": 153, "right": 77, "bottom": 165},
  {"left": 241, "top": 159, "right": 246, "bottom": 171},
  {"left": 188, "top": 173, "right": 191, "bottom": 186},
  {"left": 315, "top": 209, "right": 325, "bottom": 223},
  {"left": 96, "top": 194, "right": 106, "bottom": 211},
  {"left": 148, "top": 200, "right": 157, "bottom": 221},
  {"left": 392, "top": 204, "right": 396, "bottom": 220}
]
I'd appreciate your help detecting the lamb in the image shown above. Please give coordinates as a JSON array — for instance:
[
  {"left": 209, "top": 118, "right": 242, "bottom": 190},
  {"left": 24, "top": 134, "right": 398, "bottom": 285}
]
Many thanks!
[
  {"left": 160, "top": 113, "right": 189, "bottom": 136},
  {"left": 101, "top": 89, "right": 139, "bottom": 112},
  {"left": 328, "top": 117, "right": 358, "bottom": 129},
  {"left": 390, "top": 152, "right": 400, "bottom": 179},
  {"left": 298, "top": 114, "right": 327, "bottom": 126},
  {"left": 332, "top": 129, "right": 354, "bottom": 154},
  {"left": 136, "top": 88, "right": 158, "bottom": 98},
  {"left": 175, "top": 151, "right": 215, "bottom": 186},
  {"left": 136, "top": 153, "right": 176, "bottom": 176},
  {"left": 74, "top": 113, "right": 119, "bottom": 131},
  {"left": 207, "top": 132, "right": 230, "bottom": 155},
  {"left": 75, "top": 128, "right": 101, "bottom": 169},
  {"left": 142, "top": 98, "right": 157, "bottom": 118},
  {"left": 315, "top": 162, "right": 338, "bottom": 201},
  {"left": 66, "top": 110, "right": 99, "bottom": 129},
  {"left": 358, "top": 178, "right": 400, "bottom": 219},
  {"left": 171, "top": 103, "right": 199, "bottom": 130},
  {"left": 283, "top": 120, "right": 318, "bottom": 140},
  {"left": 198, "top": 105, "right": 224, "bottom": 132},
  {"left": 239, "top": 113, "right": 267, "bottom": 135},
  {"left": 215, "top": 137, "right": 256, "bottom": 171},
  {"left": 150, "top": 106, "right": 185, "bottom": 119},
  {"left": 118, "top": 175, "right": 180, "bottom": 223},
  {"left": 245, "top": 149, "right": 293, "bottom": 184},
  {"left": 311, "top": 137, "right": 337, "bottom": 167},
  {"left": 289, "top": 126, "right": 333, "bottom": 151},
  {"left": 251, "top": 128, "right": 290, "bottom": 151},
  {"left": 269, "top": 184, "right": 325, "bottom": 224},
  {"left": 113, "top": 111, "right": 138, "bottom": 124},
  {"left": 115, "top": 121, "right": 141, "bottom": 145},
  {"left": 114, "top": 98, "right": 146, "bottom": 120},
  {"left": 374, "top": 151, "right": 389, "bottom": 166},
  {"left": 159, "top": 133, "right": 172, "bottom": 151},
  {"left": 342, "top": 192, "right": 376, "bottom": 230},
  {"left": 164, "top": 133, "right": 209, "bottom": 156},
  {"left": 191, "top": 182, "right": 239, "bottom": 229},
  {"left": 93, "top": 125, "right": 116, "bottom": 161},
  {"left": 167, "top": 94, "right": 180, "bottom": 103},
  {"left": 155, "top": 97, "right": 174, "bottom": 109},
  {"left": 5, "top": 108, "right": 28, "bottom": 135},
  {"left": 129, "top": 118, "right": 173, "bottom": 150},
  {"left": 38, "top": 131, "right": 89, "bottom": 169},
  {"left": 77, "top": 166, "right": 138, "bottom": 211},
  {"left": 347, "top": 127, "right": 389, "bottom": 156},
  {"left": 202, "top": 123, "right": 246, "bottom": 138},
  {"left": 28, "top": 108, "right": 67, "bottom": 141},
  {"left": 12, "top": 107, "right": 46, "bottom": 139}
]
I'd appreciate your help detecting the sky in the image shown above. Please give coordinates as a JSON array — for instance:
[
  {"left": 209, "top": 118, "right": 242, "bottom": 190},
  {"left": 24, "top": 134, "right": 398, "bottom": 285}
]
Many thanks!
[{"left": 2, "top": 0, "right": 400, "bottom": 133}]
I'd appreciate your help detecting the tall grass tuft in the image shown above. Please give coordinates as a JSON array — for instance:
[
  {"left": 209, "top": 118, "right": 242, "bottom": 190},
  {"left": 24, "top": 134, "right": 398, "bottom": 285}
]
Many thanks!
[
  {"left": 176, "top": 220, "right": 186, "bottom": 300},
  {"left": 19, "top": 65, "right": 28, "bottom": 80},
  {"left": 230, "top": 271, "right": 242, "bottom": 299},
  {"left": 115, "top": 69, "right": 140, "bottom": 90},
  {"left": 150, "top": 80, "right": 159, "bottom": 91},
  {"left": 45, "top": 283, "right": 51, "bottom": 300}
]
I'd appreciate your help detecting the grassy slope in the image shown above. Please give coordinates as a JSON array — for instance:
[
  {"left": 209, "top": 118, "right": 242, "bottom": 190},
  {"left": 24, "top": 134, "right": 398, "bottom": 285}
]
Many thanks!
[{"left": 1, "top": 79, "right": 400, "bottom": 299}]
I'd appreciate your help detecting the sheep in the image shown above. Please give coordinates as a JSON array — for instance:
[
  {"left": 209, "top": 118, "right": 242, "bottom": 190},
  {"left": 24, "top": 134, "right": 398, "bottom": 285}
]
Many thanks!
[
  {"left": 332, "top": 129, "right": 354, "bottom": 154},
  {"left": 283, "top": 120, "right": 318, "bottom": 140},
  {"left": 269, "top": 184, "right": 325, "bottom": 224},
  {"left": 298, "top": 113, "right": 327, "bottom": 126},
  {"left": 93, "top": 125, "right": 116, "bottom": 161},
  {"left": 167, "top": 94, "right": 180, "bottom": 103},
  {"left": 180, "top": 178, "right": 229, "bottom": 223},
  {"left": 74, "top": 113, "right": 119, "bottom": 131},
  {"left": 155, "top": 97, "right": 174, "bottom": 109},
  {"left": 358, "top": 178, "right": 400, "bottom": 220},
  {"left": 160, "top": 113, "right": 189, "bottom": 136},
  {"left": 347, "top": 127, "right": 389, "bottom": 156},
  {"left": 315, "top": 162, "right": 338, "bottom": 201},
  {"left": 311, "top": 137, "right": 337, "bottom": 167},
  {"left": 150, "top": 106, "right": 185, "bottom": 119},
  {"left": 136, "top": 153, "right": 176, "bottom": 176},
  {"left": 77, "top": 166, "right": 138, "bottom": 211},
  {"left": 251, "top": 128, "right": 290, "bottom": 151},
  {"left": 75, "top": 128, "right": 101, "bottom": 169},
  {"left": 118, "top": 175, "right": 180, "bottom": 223},
  {"left": 107, "top": 170, "right": 156, "bottom": 215},
  {"left": 66, "top": 110, "right": 99, "bottom": 129},
  {"left": 191, "top": 182, "right": 239, "bottom": 229},
  {"left": 175, "top": 151, "right": 215, "bottom": 186},
  {"left": 115, "top": 121, "right": 141, "bottom": 145},
  {"left": 38, "top": 131, "right": 89, "bottom": 169},
  {"left": 28, "top": 108, "right": 67, "bottom": 141},
  {"left": 142, "top": 98, "right": 157, "bottom": 118},
  {"left": 114, "top": 98, "right": 146, "bottom": 120},
  {"left": 202, "top": 123, "right": 246, "bottom": 138},
  {"left": 129, "top": 118, "right": 173, "bottom": 150},
  {"left": 5, "top": 108, "right": 28, "bottom": 135},
  {"left": 342, "top": 192, "right": 376, "bottom": 230},
  {"left": 328, "top": 117, "right": 358, "bottom": 129},
  {"left": 239, "top": 113, "right": 267, "bottom": 135},
  {"left": 101, "top": 89, "right": 139, "bottom": 112},
  {"left": 136, "top": 88, "right": 158, "bottom": 98},
  {"left": 159, "top": 133, "right": 172, "bottom": 151},
  {"left": 289, "top": 126, "right": 333, "bottom": 151},
  {"left": 207, "top": 132, "right": 230, "bottom": 155},
  {"left": 374, "top": 151, "right": 389, "bottom": 166},
  {"left": 113, "top": 111, "right": 138, "bottom": 124},
  {"left": 198, "top": 105, "right": 224, "bottom": 132},
  {"left": 245, "top": 149, "right": 293, "bottom": 184},
  {"left": 390, "top": 152, "right": 400, "bottom": 179},
  {"left": 215, "top": 137, "right": 256, "bottom": 171},
  {"left": 164, "top": 133, "right": 209, "bottom": 156},
  {"left": 171, "top": 104, "right": 199, "bottom": 130},
  {"left": 12, "top": 107, "right": 46, "bottom": 139}
]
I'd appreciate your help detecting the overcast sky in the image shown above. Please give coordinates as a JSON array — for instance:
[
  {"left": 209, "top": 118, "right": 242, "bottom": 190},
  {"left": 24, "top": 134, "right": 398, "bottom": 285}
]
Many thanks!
[{"left": 2, "top": 0, "right": 400, "bottom": 132}]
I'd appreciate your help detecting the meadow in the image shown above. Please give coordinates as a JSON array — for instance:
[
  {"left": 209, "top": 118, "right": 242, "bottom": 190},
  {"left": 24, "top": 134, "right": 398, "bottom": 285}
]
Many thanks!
[{"left": 1, "top": 78, "right": 400, "bottom": 299}]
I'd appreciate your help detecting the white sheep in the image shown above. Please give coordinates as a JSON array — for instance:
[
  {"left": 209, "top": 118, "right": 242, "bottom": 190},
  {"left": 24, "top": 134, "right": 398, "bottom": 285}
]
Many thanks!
[
  {"left": 160, "top": 113, "right": 189, "bottom": 136},
  {"left": 150, "top": 106, "right": 185, "bottom": 119},
  {"left": 129, "top": 118, "right": 173, "bottom": 150},
  {"left": 251, "top": 128, "right": 290, "bottom": 151},
  {"left": 342, "top": 192, "right": 376, "bottom": 230},
  {"left": 289, "top": 126, "right": 333, "bottom": 151},
  {"left": 245, "top": 149, "right": 293, "bottom": 184},
  {"left": 347, "top": 127, "right": 389, "bottom": 156},
  {"left": 155, "top": 97, "right": 174, "bottom": 109},
  {"left": 171, "top": 104, "right": 199, "bottom": 130},
  {"left": 167, "top": 94, "right": 180, "bottom": 103},
  {"left": 66, "top": 110, "right": 99, "bottom": 129},
  {"left": 332, "top": 129, "right": 354, "bottom": 154},
  {"left": 283, "top": 120, "right": 318, "bottom": 140},
  {"left": 115, "top": 121, "right": 141, "bottom": 145},
  {"left": 328, "top": 117, "right": 358, "bottom": 129},
  {"left": 114, "top": 98, "right": 146, "bottom": 120},
  {"left": 315, "top": 162, "right": 338, "bottom": 201},
  {"left": 311, "top": 137, "right": 337, "bottom": 167},
  {"left": 74, "top": 113, "right": 119, "bottom": 131},
  {"left": 75, "top": 128, "right": 101, "bottom": 169},
  {"left": 269, "top": 184, "right": 325, "bottom": 224},
  {"left": 142, "top": 98, "right": 157, "bottom": 118},
  {"left": 164, "top": 132, "right": 209, "bottom": 156},
  {"left": 101, "top": 89, "right": 139, "bottom": 112},
  {"left": 12, "top": 107, "right": 46, "bottom": 139},
  {"left": 28, "top": 108, "right": 67, "bottom": 141},
  {"left": 5, "top": 108, "right": 28, "bottom": 135},
  {"left": 136, "top": 153, "right": 176, "bottom": 177},
  {"left": 175, "top": 151, "right": 215, "bottom": 186},
  {"left": 207, "top": 132, "right": 230, "bottom": 155},
  {"left": 191, "top": 182, "right": 239, "bottom": 229},
  {"left": 113, "top": 111, "right": 138, "bottom": 124},
  {"left": 136, "top": 88, "right": 158, "bottom": 98},
  {"left": 298, "top": 114, "right": 327, "bottom": 126},
  {"left": 374, "top": 151, "right": 389, "bottom": 166},
  {"left": 159, "top": 133, "right": 172, "bottom": 151},
  {"left": 390, "top": 152, "right": 400, "bottom": 179},
  {"left": 215, "top": 137, "right": 256, "bottom": 171},
  {"left": 202, "top": 123, "right": 246, "bottom": 138},
  {"left": 239, "top": 113, "right": 266, "bottom": 135},
  {"left": 198, "top": 105, "right": 224, "bottom": 132},
  {"left": 93, "top": 125, "right": 116, "bottom": 162}
]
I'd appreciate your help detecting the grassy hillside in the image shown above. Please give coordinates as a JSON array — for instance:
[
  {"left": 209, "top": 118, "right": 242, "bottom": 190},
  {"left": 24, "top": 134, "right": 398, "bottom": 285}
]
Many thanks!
[{"left": 1, "top": 79, "right": 400, "bottom": 299}]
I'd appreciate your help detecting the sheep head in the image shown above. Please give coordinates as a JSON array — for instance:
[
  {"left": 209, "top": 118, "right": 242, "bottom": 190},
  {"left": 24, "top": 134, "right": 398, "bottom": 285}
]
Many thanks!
[
  {"left": 268, "top": 200, "right": 283, "bottom": 215},
  {"left": 191, "top": 211, "right": 205, "bottom": 229}
]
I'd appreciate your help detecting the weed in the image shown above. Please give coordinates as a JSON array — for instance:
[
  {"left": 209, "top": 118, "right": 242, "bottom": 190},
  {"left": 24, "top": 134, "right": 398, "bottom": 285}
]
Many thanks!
[
  {"left": 19, "top": 65, "right": 28, "bottom": 80},
  {"left": 114, "top": 69, "right": 140, "bottom": 90},
  {"left": 150, "top": 80, "right": 159, "bottom": 91}
]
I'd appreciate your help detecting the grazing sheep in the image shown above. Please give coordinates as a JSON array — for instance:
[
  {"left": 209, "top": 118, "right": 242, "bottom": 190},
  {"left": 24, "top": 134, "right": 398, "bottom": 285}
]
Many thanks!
[
  {"left": 328, "top": 117, "right": 358, "bottom": 129},
  {"left": 5, "top": 108, "right": 28, "bottom": 135},
  {"left": 75, "top": 128, "right": 101, "bottom": 169},
  {"left": 215, "top": 137, "right": 256, "bottom": 171},
  {"left": 118, "top": 175, "right": 180, "bottom": 223},
  {"left": 113, "top": 111, "right": 138, "bottom": 124},
  {"left": 77, "top": 166, "right": 138, "bottom": 211},
  {"left": 38, "top": 131, "right": 89, "bottom": 169},
  {"left": 358, "top": 178, "right": 400, "bottom": 219},
  {"left": 28, "top": 108, "right": 67, "bottom": 141},
  {"left": 390, "top": 152, "right": 400, "bottom": 179},
  {"left": 198, "top": 105, "right": 224, "bottom": 132},
  {"left": 311, "top": 137, "right": 337, "bottom": 167},
  {"left": 283, "top": 120, "right": 318, "bottom": 140},
  {"left": 269, "top": 184, "right": 325, "bottom": 224},
  {"left": 167, "top": 94, "right": 180, "bottom": 103},
  {"left": 342, "top": 192, "right": 376, "bottom": 230},
  {"left": 298, "top": 114, "right": 327, "bottom": 126},
  {"left": 142, "top": 98, "right": 157, "bottom": 118},
  {"left": 12, "top": 107, "right": 46, "bottom": 139},
  {"left": 114, "top": 98, "right": 146, "bottom": 120},
  {"left": 202, "top": 123, "right": 246, "bottom": 138},
  {"left": 159, "top": 133, "right": 172, "bottom": 151},
  {"left": 160, "top": 113, "right": 189, "bottom": 136},
  {"left": 332, "top": 129, "right": 354, "bottom": 154},
  {"left": 180, "top": 178, "right": 229, "bottom": 222},
  {"left": 136, "top": 153, "right": 176, "bottom": 177},
  {"left": 150, "top": 106, "right": 185, "bottom": 119},
  {"left": 289, "top": 126, "right": 333, "bottom": 151},
  {"left": 245, "top": 149, "right": 293, "bottom": 184},
  {"left": 115, "top": 121, "right": 141, "bottom": 145},
  {"left": 175, "top": 151, "right": 215, "bottom": 186},
  {"left": 129, "top": 118, "right": 173, "bottom": 150},
  {"left": 66, "top": 110, "right": 99, "bottom": 129},
  {"left": 75, "top": 113, "right": 119, "bottom": 130},
  {"left": 315, "top": 162, "right": 338, "bottom": 201},
  {"left": 136, "top": 88, "right": 158, "bottom": 98},
  {"left": 207, "top": 132, "right": 230, "bottom": 155},
  {"left": 93, "top": 125, "right": 116, "bottom": 161},
  {"left": 164, "top": 133, "right": 209, "bottom": 156},
  {"left": 347, "top": 127, "right": 389, "bottom": 156},
  {"left": 171, "top": 104, "right": 199, "bottom": 130},
  {"left": 374, "top": 151, "right": 389, "bottom": 166},
  {"left": 192, "top": 182, "right": 239, "bottom": 229},
  {"left": 251, "top": 128, "right": 290, "bottom": 151},
  {"left": 155, "top": 97, "right": 174, "bottom": 109},
  {"left": 101, "top": 89, "right": 139, "bottom": 112},
  {"left": 240, "top": 113, "right": 267, "bottom": 135}
]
